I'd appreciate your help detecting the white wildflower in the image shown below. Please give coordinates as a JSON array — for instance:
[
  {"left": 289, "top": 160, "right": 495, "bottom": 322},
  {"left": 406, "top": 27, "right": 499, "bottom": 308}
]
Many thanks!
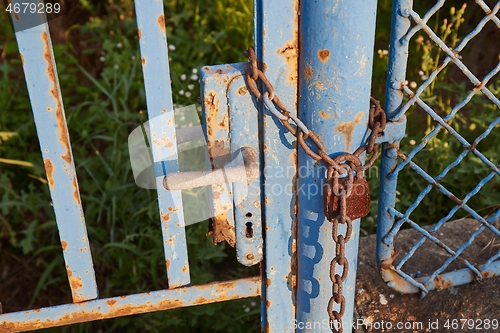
[
  {"left": 180, "top": 74, "right": 187, "bottom": 81},
  {"left": 190, "top": 74, "right": 198, "bottom": 81},
  {"left": 168, "top": 44, "right": 176, "bottom": 51},
  {"left": 179, "top": 90, "right": 185, "bottom": 95}
]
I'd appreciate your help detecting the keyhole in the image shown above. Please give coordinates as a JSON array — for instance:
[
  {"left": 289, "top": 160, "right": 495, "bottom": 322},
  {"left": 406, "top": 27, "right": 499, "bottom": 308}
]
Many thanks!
[{"left": 245, "top": 222, "right": 254, "bottom": 238}]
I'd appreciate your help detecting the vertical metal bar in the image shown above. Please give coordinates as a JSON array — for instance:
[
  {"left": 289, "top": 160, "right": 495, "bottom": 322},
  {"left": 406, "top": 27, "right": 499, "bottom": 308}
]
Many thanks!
[
  {"left": 296, "top": 1, "right": 377, "bottom": 332},
  {"left": 135, "top": 0, "right": 190, "bottom": 288},
  {"left": 256, "top": 0, "right": 299, "bottom": 331},
  {"left": 10, "top": 0, "right": 97, "bottom": 302},
  {"left": 377, "top": 0, "right": 412, "bottom": 275}
]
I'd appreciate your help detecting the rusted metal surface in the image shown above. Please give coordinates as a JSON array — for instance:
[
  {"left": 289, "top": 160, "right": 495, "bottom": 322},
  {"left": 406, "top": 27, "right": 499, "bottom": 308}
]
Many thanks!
[
  {"left": 225, "top": 64, "right": 264, "bottom": 266},
  {"left": 324, "top": 175, "right": 371, "bottom": 222},
  {"left": 0, "top": 277, "right": 261, "bottom": 332},
  {"left": 11, "top": 0, "right": 97, "bottom": 303},
  {"left": 201, "top": 65, "right": 237, "bottom": 247},
  {"left": 135, "top": 0, "right": 190, "bottom": 287}
]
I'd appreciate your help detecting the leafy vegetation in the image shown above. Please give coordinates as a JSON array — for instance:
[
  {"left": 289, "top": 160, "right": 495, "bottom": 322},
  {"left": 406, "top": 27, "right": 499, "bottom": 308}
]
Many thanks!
[{"left": 0, "top": 0, "right": 499, "bottom": 331}]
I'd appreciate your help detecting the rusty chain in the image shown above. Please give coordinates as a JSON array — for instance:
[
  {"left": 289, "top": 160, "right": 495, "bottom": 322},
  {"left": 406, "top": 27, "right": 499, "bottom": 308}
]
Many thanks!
[{"left": 243, "top": 46, "right": 386, "bottom": 333}]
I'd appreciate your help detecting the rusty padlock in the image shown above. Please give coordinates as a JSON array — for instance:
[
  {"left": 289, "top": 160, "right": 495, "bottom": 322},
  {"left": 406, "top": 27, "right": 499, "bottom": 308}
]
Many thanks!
[{"left": 323, "top": 166, "right": 370, "bottom": 222}]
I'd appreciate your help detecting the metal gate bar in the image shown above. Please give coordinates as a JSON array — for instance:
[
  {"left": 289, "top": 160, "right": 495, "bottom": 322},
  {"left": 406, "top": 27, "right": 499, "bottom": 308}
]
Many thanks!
[
  {"left": 0, "top": 277, "right": 260, "bottom": 332},
  {"left": 10, "top": 0, "right": 97, "bottom": 303},
  {"left": 378, "top": 0, "right": 500, "bottom": 294},
  {"left": 135, "top": 0, "right": 190, "bottom": 288}
]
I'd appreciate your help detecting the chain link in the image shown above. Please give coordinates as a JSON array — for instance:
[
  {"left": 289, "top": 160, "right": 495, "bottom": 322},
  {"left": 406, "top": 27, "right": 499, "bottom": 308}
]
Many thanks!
[{"left": 243, "top": 46, "right": 387, "bottom": 333}]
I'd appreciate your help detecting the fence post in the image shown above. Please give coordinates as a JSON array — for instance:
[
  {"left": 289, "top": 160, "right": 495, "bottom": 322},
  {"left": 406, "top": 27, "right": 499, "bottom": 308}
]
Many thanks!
[{"left": 296, "top": 1, "right": 378, "bottom": 331}]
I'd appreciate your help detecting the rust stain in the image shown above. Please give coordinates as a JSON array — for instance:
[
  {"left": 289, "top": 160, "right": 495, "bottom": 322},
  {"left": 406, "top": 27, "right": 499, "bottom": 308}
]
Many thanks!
[
  {"left": 66, "top": 268, "right": 84, "bottom": 301},
  {"left": 61, "top": 240, "right": 68, "bottom": 251},
  {"left": 319, "top": 110, "right": 333, "bottom": 119},
  {"left": 19, "top": 53, "right": 24, "bottom": 65},
  {"left": 42, "top": 31, "right": 72, "bottom": 165},
  {"left": 193, "top": 297, "right": 207, "bottom": 305},
  {"left": 44, "top": 158, "right": 55, "bottom": 189},
  {"left": 157, "top": 14, "right": 165, "bottom": 31},
  {"left": 237, "top": 86, "right": 247, "bottom": 95},
  {"left": 433, "top": 275, "right": 453, "bottom": 291},
  {"left": 165, "top": 259, "right": 170, "bottom": 270},
  {"left": 72, "top": 176, "right": 81, "bottom": 206},
  {"left": 106, "top": 299, "right": 117, "bottom": 307},
  {"left": 379, "top": 251, "right": 419, "bottom": 294},
  {"left": 137, "top": 29, "right": 142, "bottom": 40},
  {"left": 318, "top": 49, "right": 330, "bottom": 63},
  {"left": 182, "top": 264, "right": 188, "bottom": 273},
  {"left": 266, "top": 278, "right": 271, "bottom": 287},
  {"left": 304, "top": 63, "right": 314, "bottom": 84},
  {"left": 334, "top": 112, "right": 364, "bottom": 151},
  {"left": 278, "top": 42, "right": 298, "bottom": 83},
  {"left": 266, "top": 300, "right": 271, "bottom": 308},
  {"left": 313, "top": 81, "right": 324, "bottom": 90},
  {"left": 161, "top": 213, "right": 171, "bottom": 222},
  {"left": 141, "top": 57, "right": 146, "bottom": 65},
  {"left": 47, "top": 107, "right": 52, "bottom": 112}
]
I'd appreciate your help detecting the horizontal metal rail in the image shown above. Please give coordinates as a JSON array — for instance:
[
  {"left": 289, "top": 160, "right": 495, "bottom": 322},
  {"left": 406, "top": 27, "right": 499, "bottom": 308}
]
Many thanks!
[{"left": 0, "top": 277, "right": 260, "bottom": 332}]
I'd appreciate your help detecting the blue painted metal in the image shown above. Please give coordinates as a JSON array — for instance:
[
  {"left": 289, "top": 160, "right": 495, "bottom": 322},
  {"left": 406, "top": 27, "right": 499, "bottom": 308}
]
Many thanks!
[
  {"left": 255, "top": 0, "right": 299, "bottom": 331},
  {"left": 296, "top": 1, "right": 377, "bottom": 331},
  {"left": 0, "top": 277, "right": 260, "bottom": 332},
  {"left": 10, "top": 0, "right": 97, "bottom": 303},
  {"left": 227, "top": 65, "right": 264, "bottom": 266},
  {"left": 378, "top": 0, "right": 500, "bottom": 294},
  {"left": 135, "top": 0, "right": 190, "bottom": 288},
  {"left": 200, "top": 65, "right": 237, "bottom": 247},
  {"left": 199, "top": 63, "right": 263, "bottom": 265}
]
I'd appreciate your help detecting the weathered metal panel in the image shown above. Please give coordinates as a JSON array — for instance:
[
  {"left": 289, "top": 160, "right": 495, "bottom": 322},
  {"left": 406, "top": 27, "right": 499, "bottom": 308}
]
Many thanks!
[
  {"left": 0, "top": 277, "right": 260, "bottom": 332},
  {"left": 296, "top": 0, "right": 377, "bottom": 331},
  {"left": 10, "top": 0, "right": 97, "bottom": 303},
  {"left": 135, "top": 0, "right": 190, "bottom": 287},
  {"left": 200, "top": 65, "right": 236, "bottom": 247},
  {"left": 255, "top": 0, "right": 299, "bottom": 331}
]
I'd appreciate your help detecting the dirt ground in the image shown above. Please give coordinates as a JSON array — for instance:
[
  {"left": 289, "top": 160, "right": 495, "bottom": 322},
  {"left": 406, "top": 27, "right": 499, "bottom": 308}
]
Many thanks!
[{"left": 355, "top": 218, "right": 500, "bottom": 333}]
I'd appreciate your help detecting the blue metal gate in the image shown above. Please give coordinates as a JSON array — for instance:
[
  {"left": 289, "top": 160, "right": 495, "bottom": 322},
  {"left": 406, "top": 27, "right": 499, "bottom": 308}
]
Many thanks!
[
  {"left": 2, "top": 0, "right": 498, "bottom": 331},
  {"left": 378, "top": 0, "right": 500, "bottom": 295}
]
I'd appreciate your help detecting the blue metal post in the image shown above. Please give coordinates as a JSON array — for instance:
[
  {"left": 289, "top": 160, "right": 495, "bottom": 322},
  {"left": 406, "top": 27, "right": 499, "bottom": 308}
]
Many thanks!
[
  {"left": 296, "top": 1, "right": 377, "bottom": 332},
  {"left": 256, "top": 0, "right": 299, "bottom": 331},
  {"left": 376, "top": 0, "right": 412, "bottom": 289}
]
